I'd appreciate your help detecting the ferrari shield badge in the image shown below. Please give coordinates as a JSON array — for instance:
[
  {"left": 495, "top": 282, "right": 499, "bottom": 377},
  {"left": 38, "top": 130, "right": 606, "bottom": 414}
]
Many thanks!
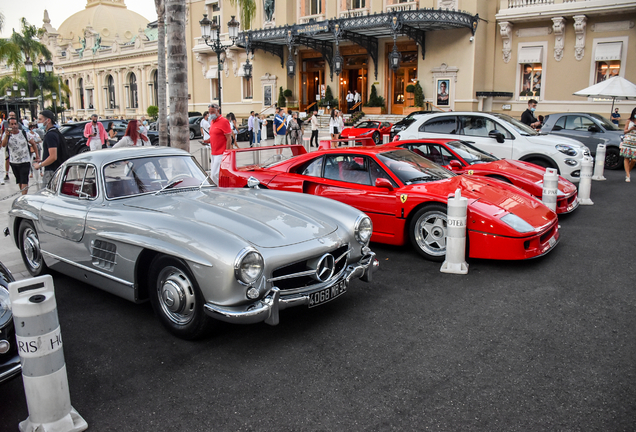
[
  {"left": 467, "top": 170, "right": 474, "bottom": 175},
  {"left": 400, "top": 194, "right": 408, "bottom": 203}
]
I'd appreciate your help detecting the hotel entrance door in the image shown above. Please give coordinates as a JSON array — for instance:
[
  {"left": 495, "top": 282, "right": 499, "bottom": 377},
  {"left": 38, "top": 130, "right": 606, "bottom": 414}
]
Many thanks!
[
  {"left": 338, "top": 54, "right": 368, "bottom": 114},
  {"left": 300, "top": 56, "right": 325, "bottom": 113}
]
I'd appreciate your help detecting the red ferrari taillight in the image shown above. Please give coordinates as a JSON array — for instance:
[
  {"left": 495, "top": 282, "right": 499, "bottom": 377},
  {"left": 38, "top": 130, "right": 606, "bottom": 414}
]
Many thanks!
[{"left": 392, "top": 135, "right": 400, "bottom": 142}]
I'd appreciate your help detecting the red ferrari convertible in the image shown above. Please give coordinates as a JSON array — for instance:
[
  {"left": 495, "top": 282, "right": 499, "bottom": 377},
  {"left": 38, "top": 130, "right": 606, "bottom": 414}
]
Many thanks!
[
  {"left": 219, "top": 145, "right": 559, "bottom": 261},
  {"left": 388, "top": 139, "right": 579, "bottom": 214},
  {"left": 340, "top": 121, "right": 392, "bottom": 145}
]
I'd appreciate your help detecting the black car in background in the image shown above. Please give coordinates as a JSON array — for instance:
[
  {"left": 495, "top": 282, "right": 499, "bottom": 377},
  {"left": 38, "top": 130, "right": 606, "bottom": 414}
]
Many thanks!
[
  {"left": 149, "top": 116, "right": 203, "bottom": 140},
  {"left": 59, "top": 120, "right": 161, "bottom": 155},
  {"left": 540, "top": 112, "right": 624, "bottom": 169},
  {"left": 0, "top": 261, "right": 20, "bottom": 384}
]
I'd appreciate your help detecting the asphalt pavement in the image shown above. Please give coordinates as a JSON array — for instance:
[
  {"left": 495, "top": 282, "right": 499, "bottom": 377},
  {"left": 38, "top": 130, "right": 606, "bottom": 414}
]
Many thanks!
[{"left": 0, "top": 149, "right": 635, "bottom": 431}]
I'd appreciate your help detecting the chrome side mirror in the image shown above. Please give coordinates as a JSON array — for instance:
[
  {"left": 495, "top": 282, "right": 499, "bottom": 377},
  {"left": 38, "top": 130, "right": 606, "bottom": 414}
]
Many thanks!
[{"left": 247, "top": 176, "right": 261, "bottom": 189}]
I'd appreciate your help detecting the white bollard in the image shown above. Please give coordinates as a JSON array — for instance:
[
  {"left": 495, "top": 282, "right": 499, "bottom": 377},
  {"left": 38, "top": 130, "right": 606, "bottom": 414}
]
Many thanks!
[
  {"left": 382, "top": 134, "right": 390, "bottom": 144},
  {"left": 441, "top": 188, "right": 469, "bottom": 275},
  {"left": 592, "top": 144, "right": 607, "bottom": 181},
  {"left": 578, "top": 156, "right": 594, "bottom": 205},
  {"left": 541, "top": 168, "right": 559, "bottom": 212},
  {"left": 199, "top": 145, "right": 210, "bottom": 171},
  {"left": 9, "top": 275, "right": 87, "bottom": 432}
]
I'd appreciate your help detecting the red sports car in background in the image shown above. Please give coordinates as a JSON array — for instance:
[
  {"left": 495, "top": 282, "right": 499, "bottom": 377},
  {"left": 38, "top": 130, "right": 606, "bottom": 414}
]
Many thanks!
[
  {"left": 340, "top": 121, "right": 392, "bottom": 145},
  {"left": 388, "top": 139, "right": 579, "bottom": 214},
  {"left": 220, "top": 145, "right": 559, "bottom": 261}
]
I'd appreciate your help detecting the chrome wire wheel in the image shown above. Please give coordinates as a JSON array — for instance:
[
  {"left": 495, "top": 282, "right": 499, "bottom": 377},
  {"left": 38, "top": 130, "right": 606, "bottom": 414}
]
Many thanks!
[
  {"left": 156, "top": 266, "right": 197, "bottom": 326},
  {"left": 22, "top": 226, "right": 43, "bottom": 272},
  {"left": 410, "top": 205, "right": 448, "bottom": 261}
]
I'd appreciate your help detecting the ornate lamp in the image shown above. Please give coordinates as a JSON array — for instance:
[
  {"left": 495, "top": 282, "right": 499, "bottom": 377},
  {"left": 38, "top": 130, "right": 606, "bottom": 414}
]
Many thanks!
[
  {"left": 37, "top": 59, "right": 46, "bottom": 74},
  {"left": 333, "top": 52, "right": 343, "bottom": 76},
  {"left": 389, "top": 44, "right": 401, "bottom": 72},
  {"left": 12, "top": 82, "right": 18, "bottom": 92},
  {"left": 227, "top": 16, "right": 240, "bottom": 42},
  {"left": 45, "top": 60, "right": 53, "bottom": 74},
  {"left": 199, "top": 14, "right": 212, "bottom": 41},
  {"left": 287, "top": 57, "right": 296, "bottom": 77},
  {"left": 243, "top": 59, "right": 253, "bottom": 78},
  {"left": 24, "top": 58, "right": 33, "bottom": 73},
  {"left": 20, "top": 89, "right": 25, "bottom": 97}
]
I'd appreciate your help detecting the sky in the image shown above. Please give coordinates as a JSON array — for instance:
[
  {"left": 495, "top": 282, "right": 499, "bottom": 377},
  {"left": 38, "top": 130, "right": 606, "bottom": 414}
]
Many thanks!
[{"left": 0, "top": 0, "right": 157, "bottom": 38}]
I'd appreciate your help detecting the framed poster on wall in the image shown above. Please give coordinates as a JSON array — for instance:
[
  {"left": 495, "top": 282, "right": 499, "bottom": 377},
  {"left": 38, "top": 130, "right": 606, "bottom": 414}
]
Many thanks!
[
  {"left": 263, "top": 84, "right": 272, "bottom": 107},
  {"left": 436, "top": 78, "right": 450, "bottom": 107}
]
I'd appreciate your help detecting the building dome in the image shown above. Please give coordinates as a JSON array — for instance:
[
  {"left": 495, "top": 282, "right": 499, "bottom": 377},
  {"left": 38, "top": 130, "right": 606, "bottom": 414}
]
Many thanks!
[{"left": 56, "top": 0, "right": 150, "bottom": 48}]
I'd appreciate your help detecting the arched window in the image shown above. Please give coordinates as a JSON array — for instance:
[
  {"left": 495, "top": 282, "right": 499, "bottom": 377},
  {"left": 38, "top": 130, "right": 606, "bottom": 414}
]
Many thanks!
[
  {"left": 107, "top": 75, "right": 116, "bottom": 108},
  {"left": 78, "top": 78, "right": 85, "bottom": 109},
  {"left": 152, "top": 70, "right": 158, "bottom": 106},
  {"left": 129, "top": 73, "right": 138, "bottom": 109}
]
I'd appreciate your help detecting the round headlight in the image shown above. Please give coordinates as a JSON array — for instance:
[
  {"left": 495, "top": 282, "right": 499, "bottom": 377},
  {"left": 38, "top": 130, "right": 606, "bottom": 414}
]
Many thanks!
[
  {"left": 0, "top": 288, "right": 12, "bottom": 329},
  {"left": 355, "top": 215, "right": 373, "bottom": 245},
  {"left": 234, "top": 248, "right": 264, "bottom": 285}
]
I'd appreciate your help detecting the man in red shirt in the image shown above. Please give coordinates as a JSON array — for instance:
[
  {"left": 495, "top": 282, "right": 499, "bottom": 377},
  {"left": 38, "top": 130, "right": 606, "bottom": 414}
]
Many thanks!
[{"left": 207, "top": 103, "right": 232, "bottom": 184}]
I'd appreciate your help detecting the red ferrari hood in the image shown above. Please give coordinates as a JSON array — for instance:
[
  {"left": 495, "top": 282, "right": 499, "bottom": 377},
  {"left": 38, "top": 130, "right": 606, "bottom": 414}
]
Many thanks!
[
  {"left": 405, "top": 175, "right": 555, "bottom": 228},
  {"left": 341, "top": 128, "right": 373, "bottom": 135},
  {"left": 488, "top": 159, "right": 577, "bottom": 195}
]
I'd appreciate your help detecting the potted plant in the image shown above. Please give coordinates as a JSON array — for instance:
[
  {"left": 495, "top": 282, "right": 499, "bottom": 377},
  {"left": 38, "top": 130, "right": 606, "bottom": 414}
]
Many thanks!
[
  {"left": 277, "top": 86, "right": 286, "bottom": 108},
  {"left": 404, "top": 81, "right": 425, "bottom": 115},
  {"left": 363, "top": 84, "right": 385, "bottom": 115}
]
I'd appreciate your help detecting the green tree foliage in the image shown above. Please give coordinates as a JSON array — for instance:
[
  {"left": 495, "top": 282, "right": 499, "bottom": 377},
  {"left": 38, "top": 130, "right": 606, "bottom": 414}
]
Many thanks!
[
  {"left": 228, "top": 0, "right": 256, "bottom": 31},
  {"left": 414, "top": 81, "right": 424, "bottom": 107},
  {"left": 147, "top": 105, "right": 159, "bottom": 119},
  {"left": 283, "top": 88, "right": 292, "bottom": 98},
  {"left": 364, "top": 84, "right": 385, "bottom": 108},
  {"left": 278, "top": 86, "right": 286, "bottom": 107}
]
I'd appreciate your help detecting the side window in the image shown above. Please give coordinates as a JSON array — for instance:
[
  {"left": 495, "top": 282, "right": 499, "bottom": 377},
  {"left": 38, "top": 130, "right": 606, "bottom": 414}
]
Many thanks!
[
  {"left": 298, "top": 157, "right": 324, "bottom": 177},
  {"left": 563, "top": 116, "right": 594, "bottom": 131},
  {"left": 554, "top": 116, "right": 566, "bottom": 130},
  {"left": 419, "top": 116, "right": 457, "bottom": 134},
  {"left": 323, "top": 155, "right": 371, "bottom": 186},
  {"left": 82, "top": 166, "right": 97, "bottom": 198},
  {"left": 369, "top": 159, "right": 397, "bottom": 187},
  {"left": 493, "top": 122, "right": 514, "bottom": 140},
  {"left": 408, "top": 144, "right": 445, "bottom": 165},
  {"left": 459, "top": 116, "right": 497, "bottom": 138},
  {"left": 68, "top": 127, "right": 83, "bottom": 137},
  {"left": 60, "top": 165, "right": 86, "bottom": 197},
  {"left": 48, "top": 166, "right": 64, "bottom": 192}
]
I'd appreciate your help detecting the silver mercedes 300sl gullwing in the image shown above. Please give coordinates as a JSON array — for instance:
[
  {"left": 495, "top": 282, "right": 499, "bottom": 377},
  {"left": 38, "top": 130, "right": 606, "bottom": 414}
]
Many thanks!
[{"left": 7, "top": 147, "right": 378, "bottom": 339}]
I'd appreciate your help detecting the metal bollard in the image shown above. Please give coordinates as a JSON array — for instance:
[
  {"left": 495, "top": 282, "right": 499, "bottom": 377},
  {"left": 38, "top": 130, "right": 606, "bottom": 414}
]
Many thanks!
[
  {"left": 592, "top": 144, "right": 607, "bottom": 181},
  {"left": 200, "top": 145, "right": 210, "bottom": 172},
  {"left": 541, "top": 168, "right": 559, "bottom": 212},
  {"left": 382, "top": 134, "right": 390, "bottom": 144},
  {"left": 441, "top": 188, "right": 469, "bottom": 275},
  {"left": 348, "top": 138, "right": 355, "bottom": 147},
  {"left": 578, "top": 156, "right": 594, "bottom": 205},
  {"left": 9, "top": 275, "right": 87, "bottom": 432}
]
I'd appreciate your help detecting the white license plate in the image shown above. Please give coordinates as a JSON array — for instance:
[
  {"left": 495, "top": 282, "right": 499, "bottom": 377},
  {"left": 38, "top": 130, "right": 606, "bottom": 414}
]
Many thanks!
[
  {"left": 548, "top": 236, "right": 557, "bottom": 247},
  {"left": 308, "top": 280, "right": 347, "bottom": 308}
]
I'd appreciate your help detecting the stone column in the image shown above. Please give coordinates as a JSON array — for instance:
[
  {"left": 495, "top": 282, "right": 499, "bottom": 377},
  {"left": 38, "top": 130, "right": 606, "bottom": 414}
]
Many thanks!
[{"left": 139, "top": 65, "right": 147, "bottom": 114}]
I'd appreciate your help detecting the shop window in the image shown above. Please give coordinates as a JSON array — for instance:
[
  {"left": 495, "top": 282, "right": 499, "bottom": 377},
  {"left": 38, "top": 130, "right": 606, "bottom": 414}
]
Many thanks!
[
  {"left": 210, "top": 79, "right": 219, "bottom": 101},
  {"left": 519, "top": 63, "right": 542, "bottom": 99},
  {"left": 593, "top": 41, "right": 622, "bottom": 84},
  {"left": 594, "top": 61, "right": 620, "bottom": 84}
]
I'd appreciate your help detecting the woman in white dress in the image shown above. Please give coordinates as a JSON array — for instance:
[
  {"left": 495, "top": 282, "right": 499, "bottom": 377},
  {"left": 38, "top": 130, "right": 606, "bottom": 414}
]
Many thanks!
[{"left": 112, "top": 120, "right": 151, "bottom": 148}]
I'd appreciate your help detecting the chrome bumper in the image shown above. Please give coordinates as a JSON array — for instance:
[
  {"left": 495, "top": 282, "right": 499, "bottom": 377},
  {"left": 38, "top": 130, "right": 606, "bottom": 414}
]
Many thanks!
[
  {"left": 0, "top": 353, "right": 22, "bottom": 384},
  {"left": 203, "top": 252, "right": 379, "bottom": 326}
]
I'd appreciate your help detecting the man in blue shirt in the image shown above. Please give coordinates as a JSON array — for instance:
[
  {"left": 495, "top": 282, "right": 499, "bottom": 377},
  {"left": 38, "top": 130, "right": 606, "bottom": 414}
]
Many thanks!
[
  {"left": 611, "top": 108, "right": 621, "bottom": 126},
  {"left": 274, "top": 108, "right": 287, "bottom": 145}
]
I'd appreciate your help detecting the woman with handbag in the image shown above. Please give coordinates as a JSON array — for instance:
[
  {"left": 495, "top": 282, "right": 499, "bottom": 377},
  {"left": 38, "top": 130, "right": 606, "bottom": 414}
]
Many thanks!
[
  {"left": 622, "top": 107, "right": 636, "bottom": 182},
  {"left": 329, "top": 110, "right": 340, "bottom": 148}
]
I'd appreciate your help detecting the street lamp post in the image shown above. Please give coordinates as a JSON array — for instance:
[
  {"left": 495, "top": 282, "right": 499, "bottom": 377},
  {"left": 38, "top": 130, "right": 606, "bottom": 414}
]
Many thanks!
[
  {"left": 34, "top": 59, "right": 54, "bottom": 112},
  {"left": 199, "top": 14, "right": 240, "bottom": 113},
  {"left": 4, "top": 89, "right": 9, "bottom": 118},
  {"left": 52, "top": 92, "right": 57, "bottom": 120},
  {"left": 20, "top": 89, "right": 26, "bottom": 120},
  {"left": 24, "top": 58, "right": 35, "bottom": 118}
]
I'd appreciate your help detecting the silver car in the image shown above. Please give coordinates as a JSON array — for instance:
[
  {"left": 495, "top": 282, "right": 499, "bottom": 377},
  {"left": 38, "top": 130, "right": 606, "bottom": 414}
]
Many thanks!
[{"left": 7, "top": 147, "right": 378, "bottom": 339}]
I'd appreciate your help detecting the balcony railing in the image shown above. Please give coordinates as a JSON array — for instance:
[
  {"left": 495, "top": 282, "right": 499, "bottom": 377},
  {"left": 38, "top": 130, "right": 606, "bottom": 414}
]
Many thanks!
[
  {"left": 339, "top": 7, "right": 370, "bottom": 18},
  {"left": 386, "top": 1, "right": 419, "bottom": 13},
  {"left": 299, "top": 13, "right": 326, "bottom": 24},
  {"left": 505, "top": 0, "right": 580, "bottom": 8}
]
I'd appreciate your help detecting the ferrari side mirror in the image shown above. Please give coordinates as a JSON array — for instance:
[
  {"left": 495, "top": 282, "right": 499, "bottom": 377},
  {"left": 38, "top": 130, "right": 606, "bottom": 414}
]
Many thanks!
[{"left": 375, "top": 178, "right": 394, "bottom": 191}]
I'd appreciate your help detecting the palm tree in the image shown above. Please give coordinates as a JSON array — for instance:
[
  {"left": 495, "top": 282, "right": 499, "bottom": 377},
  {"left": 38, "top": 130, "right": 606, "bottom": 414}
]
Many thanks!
[
  {"left": 166, "top": 0, "right": 188, "bottom": 151},
  {"left": 154, "top": 0, "right": 168, "bottom": 147},
  {"left": 229, "top": 0, "right": 256, "bottom": 30}
]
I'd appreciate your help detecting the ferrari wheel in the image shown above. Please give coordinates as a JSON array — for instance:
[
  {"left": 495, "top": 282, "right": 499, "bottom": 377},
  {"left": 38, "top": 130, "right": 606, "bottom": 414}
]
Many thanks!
[
  {"left": 372, "top": 131, "right": 380, "bottom": 145},
  {"left": 19, "top": 220, "right": 48, "bottom": 277},
  {"left": 149, "top": 255, "right": 211, "bottom": 339},
  {"left": 409, "top": 204, "right": 448, "bottom": 262},
  {"left": 189, "top": 130, "right": 195, "bottom": 140}
]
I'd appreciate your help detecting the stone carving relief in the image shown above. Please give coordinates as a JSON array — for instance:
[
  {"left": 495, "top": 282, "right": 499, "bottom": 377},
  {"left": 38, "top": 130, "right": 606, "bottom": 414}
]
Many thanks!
[
  {"left": 573, "top": 15, "right": 587, "bottom": 61},
  {"left": 224, "top": 49, "right": 238, "bottom": 77},
  {"left": 552, "top": 17, "right": 565, "bottom": 62},
  {"left": 437, "top": 0, "right": 457, "bottom": 10},
  {"left": 499, "top": 22, "right": 513, "bottom": 64}
]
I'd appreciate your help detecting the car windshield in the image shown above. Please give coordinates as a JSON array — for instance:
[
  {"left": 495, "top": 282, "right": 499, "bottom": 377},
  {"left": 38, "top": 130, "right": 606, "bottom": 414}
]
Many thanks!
[
  {"left": 355, "top": 121, "right": 378, "bottom": 129},
  {"left": 589, "top": 113, "right": 618, "bottom": 130},
  {"left": 403, "top": 112, "right": 426, "bottom": 120},
  {"left": 378, "top": 149, "right": 454, "bottom": 185},
  {"left": 491, "top": 113, "right": 538, "bottom": 136},
  {"left": 103, "top": 155, "right": 213, "bottom": 199},
  {"left": 447, "top": 140, "right": 499, "bottom": 164}
]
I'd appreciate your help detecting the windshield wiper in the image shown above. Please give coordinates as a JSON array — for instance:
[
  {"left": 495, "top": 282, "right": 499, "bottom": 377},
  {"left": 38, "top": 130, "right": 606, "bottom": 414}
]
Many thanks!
[{"left": 405, "top": 175, "right": 437, "bottom": 184}]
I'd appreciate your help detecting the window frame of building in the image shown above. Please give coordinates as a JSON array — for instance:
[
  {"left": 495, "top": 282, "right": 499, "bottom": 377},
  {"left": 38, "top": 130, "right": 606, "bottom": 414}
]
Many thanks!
[
  {"left": 128, "top": 72, "right": 138, "bottom": 109},
  {"left": 242, "top": 76, "right": 253, "bottom": 101},
  {"left": 106, "top": 75, "right": 116, "bottom": 109},
  {"left": 78, "top": 78, "right": 85, "bottom": 110},
  {"left": 210, "top": 78, "right": 219, "bottom": 101},
  {"left": 515, "top": 41, "right": 547, "bottom": 102},
  {"left": 588, "top": 36, "right": 628, "bottom": 88}
]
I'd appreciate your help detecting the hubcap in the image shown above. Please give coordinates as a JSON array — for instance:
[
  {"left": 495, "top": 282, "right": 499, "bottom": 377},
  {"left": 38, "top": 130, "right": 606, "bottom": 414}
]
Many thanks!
[
  {"left": 22, "top": 228, "right": 42, "bottom": 271},
  {"left": 414, "top": 211, "right": 447, "bottom": 256},
  {"left": 157, "top": 266, "right": 196, "bottom": 325}
]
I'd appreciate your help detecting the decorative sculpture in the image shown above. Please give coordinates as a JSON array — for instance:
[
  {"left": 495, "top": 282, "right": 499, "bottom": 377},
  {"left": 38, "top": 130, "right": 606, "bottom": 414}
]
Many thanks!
[{"left": 264, "top": 0, "right": 275, "bottom": 22}]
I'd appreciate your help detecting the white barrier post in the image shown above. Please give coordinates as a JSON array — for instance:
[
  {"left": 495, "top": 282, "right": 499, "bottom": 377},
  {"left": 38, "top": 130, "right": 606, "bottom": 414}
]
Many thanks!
[
  {"left": 592, "top": 144, "right": 607, "bottom": 181},
  {"left": 9, "top": 275, "right": 88, "bottom": 432},
  {"left": 200, "top": 145, "right": 210, "bottom": 172},
  {"left": 382, "top": 134, "right": 390, "bottom": 144},
  {"left": 542, "top": 168, "right": 559, "bottom": 212},
  {"left": 579, "top": 156, "right": 594, "bottom": 205},
  {"left": 441, "top": 188, "right": 469, "bottom": 275}
]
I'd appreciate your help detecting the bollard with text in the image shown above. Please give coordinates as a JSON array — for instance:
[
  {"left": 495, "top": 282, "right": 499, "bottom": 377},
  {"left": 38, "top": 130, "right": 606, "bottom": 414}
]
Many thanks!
[
  {"left": 592, "top": 144, "right": 607, "bottom": 181},
  {"left": 578, "top": 156, "right": 594, "bottom": 205},
  {"left": 382, "top": 134, "right": 390, "bottom": 144},
  {"left": 200, "top": 145, "right": 211, "bottom": 172},
  {"left": 541, "top": 168, "right": 559, "bottom": 212},
  {"left": 8, "top": 275, "right": 87, "bottom": 432},
  {"left": 441, "top": 188, "right": 469, "bottom": 275}
]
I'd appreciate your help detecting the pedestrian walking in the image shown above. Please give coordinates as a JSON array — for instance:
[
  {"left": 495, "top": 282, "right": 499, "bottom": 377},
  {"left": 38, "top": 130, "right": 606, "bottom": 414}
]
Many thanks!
[
  {"left": 310, "top": 111, "right": 319, "bottom": 147},
  {"left": 112, "top": 120, "right": 151, "bottom": 148},
  {"left": 329, "top": 110, "right": 340, "bottom": 148},
  {"left": 346, "top": 91, "right": 354, "bottom": 112},
  {"left": 621, "top": 107, "right": 636, "bottom": 182},
  {"left": 33, "top": 110, "right": 66, "bottom": 188},
  {"left": 274, "top": 108, "right": 287, "bottom": 145},
  {"left": 288, "top": 112, "right": 303, "bottom": 145},
  {"left": 247, "top": 111, "right": 255, "bottom": 147},
  {"left": 84, "top": 114, "right": 108, "bottom": 151},
  {"left": 107, "top": 122, "right": 118, "bottom": 146},
  {"left": 27, "top": 123, "right": 43, "bottom": 180},
  {"left": 260, "top": 115, "right": 268, "bottom": 145},
  {"left": 520, "top": 99, "right": 541, "bottom": 129},
  {"left": 354, "top": 90, "right": 361, "bottom": 112},
  {"left": 1, "top": 117, "right": 39, "bottom": 195},
  {"left": 200, "top": 112, "right": 211, "bottom": 143},
  {"left": 226, "top": 112, "right": 240, "bottom": 149},
  {"left": 207, "top": 103, "right": 232, "bottom": 185}
]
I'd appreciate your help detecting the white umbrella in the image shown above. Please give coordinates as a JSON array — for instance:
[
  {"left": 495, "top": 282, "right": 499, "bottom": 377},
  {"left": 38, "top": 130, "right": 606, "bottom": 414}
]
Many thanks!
[{"left": 573, "top": 76, "right": 636, "bottom": 113}]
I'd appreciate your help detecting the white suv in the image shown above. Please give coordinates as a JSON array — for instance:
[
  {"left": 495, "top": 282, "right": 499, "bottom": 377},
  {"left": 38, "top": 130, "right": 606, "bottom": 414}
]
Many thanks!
[{"left": 396, "top": 112, "right": 590, "bottom": 182}]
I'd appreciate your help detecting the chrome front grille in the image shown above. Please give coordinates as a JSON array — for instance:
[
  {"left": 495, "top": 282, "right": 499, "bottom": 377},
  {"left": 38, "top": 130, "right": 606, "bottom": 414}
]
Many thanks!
[
  {"left": 269, "top": 245, "right": 350, "bottom": 291},
  {"left": 91, "top": 240, "right": 117, "bottom": 271}
]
